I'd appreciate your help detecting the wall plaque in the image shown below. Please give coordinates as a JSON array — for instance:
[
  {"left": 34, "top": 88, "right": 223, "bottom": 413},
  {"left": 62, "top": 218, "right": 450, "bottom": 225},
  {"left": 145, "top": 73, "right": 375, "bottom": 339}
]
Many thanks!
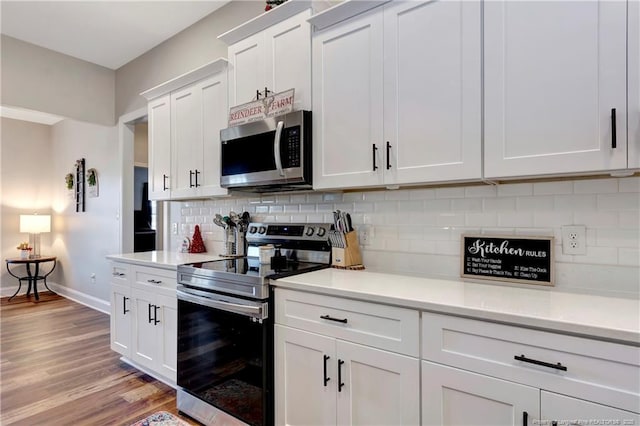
[
  {"left": 228, "top": 88, "right": 295, "bottom": 126},
  {"left": 461, "top": 234, "right": 554, "bottom": 286}
]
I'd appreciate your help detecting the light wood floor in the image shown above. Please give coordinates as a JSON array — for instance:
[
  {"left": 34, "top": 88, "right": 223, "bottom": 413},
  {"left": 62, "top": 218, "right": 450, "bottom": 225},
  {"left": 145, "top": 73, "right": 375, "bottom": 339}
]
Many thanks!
[{"left": 0, "top": 292, "right": 197, "bottom": 425}]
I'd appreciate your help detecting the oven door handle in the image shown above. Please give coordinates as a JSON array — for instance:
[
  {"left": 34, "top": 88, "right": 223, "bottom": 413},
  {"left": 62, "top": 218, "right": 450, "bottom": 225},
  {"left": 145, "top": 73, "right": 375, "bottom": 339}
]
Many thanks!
[{"left": 177, "top": 289, "right": 267, "bottom": 319}]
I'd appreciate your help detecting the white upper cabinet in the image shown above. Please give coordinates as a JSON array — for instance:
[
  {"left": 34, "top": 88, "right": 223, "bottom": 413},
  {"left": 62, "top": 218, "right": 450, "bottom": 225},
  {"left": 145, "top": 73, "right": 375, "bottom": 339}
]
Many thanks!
[
  {"left": 383, "top": 0, "right": 481, "bottom": 185},
  {"left": 628, "top": 0, "right": 640, "bottom": 170},
  {"left": 312, "top": 0, "right": 482, "bottom": 190},
  {"left": 142, "top": 59, "right": 229, "bottom": 200},
  {"left": 312, "top": 7, "right": 385, "bottom": 189},
  {"left": 147, "top": 95, "right": 171, "bottom": 200},
  {"left": 484, "top": 0, "right": 629, "bottom": 179},
  {"left": 221, "top": 5, "right": 312, "bottom": 111}
]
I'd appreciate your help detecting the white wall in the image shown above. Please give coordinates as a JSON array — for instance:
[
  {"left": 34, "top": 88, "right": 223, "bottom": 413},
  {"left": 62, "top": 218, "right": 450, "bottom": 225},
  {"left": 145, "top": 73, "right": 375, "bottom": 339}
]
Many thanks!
[
  {"left": 0, "top": 118, "right": 53, "bottom": 291},
  {"left": 172, "top": 177, "right": 640, "bottom": 299},
  {"left": 1, "top": 35, "right": 116, "bottom": 126},
  {"left": 115, "top": 1, "right": 262, "bottom": 117},
  {"left": 50, "top": 119, "right": 119, "bottom": 307}
]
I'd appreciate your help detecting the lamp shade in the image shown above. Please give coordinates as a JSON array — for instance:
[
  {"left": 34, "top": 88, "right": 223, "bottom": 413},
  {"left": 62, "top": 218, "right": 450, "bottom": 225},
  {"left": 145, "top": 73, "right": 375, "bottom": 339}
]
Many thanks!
[{"left": 20, "top": 214, "right": 51, "bottom": 233}]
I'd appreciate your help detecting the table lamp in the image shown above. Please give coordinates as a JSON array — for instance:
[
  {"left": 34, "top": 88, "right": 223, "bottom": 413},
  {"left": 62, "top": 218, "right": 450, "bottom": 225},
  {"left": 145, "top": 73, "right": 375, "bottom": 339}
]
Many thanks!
[{"left": 19, "top": 214, "right": 51, "bottom": 258}]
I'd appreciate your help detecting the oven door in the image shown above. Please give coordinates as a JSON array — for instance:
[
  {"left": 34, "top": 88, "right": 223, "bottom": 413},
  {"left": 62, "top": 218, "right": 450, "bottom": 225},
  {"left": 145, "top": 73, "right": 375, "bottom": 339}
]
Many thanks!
[{"left": 177, "top": 286, "right": 273, "bottom": 426}]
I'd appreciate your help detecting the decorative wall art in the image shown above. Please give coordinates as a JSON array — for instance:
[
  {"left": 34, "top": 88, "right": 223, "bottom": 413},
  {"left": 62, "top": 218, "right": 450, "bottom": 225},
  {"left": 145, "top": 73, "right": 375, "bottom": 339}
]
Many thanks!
[
  {"left": 75, "top": 158, "right": 85, "bottom": 212},
  {"left": 87, "top": 168, "right": 98, "bottom": 198}
]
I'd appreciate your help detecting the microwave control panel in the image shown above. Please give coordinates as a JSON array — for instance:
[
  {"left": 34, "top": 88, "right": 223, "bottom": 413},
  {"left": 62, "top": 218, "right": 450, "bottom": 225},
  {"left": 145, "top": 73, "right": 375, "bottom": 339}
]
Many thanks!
[{"left": 282, "top": 126, "right": 301, "bottom": 168}]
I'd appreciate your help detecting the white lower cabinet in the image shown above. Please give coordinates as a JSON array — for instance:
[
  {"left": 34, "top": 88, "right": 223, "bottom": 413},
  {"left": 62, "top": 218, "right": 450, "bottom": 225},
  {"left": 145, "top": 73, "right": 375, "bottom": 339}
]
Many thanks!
[
  {"left": 274, "top": 288, "right": 420, "bottom": 425},
  {"left": 421, "top": 311, "right": 640, "bottom": 424},
  {"left": 422, "top": 361, "right": 539, "bottom": 426},
  {"left": 109, "top": 262, "right": 177, "bottom": 383},
  {"left": 541, "top": 391, "right": 640, "bottom": 425}
]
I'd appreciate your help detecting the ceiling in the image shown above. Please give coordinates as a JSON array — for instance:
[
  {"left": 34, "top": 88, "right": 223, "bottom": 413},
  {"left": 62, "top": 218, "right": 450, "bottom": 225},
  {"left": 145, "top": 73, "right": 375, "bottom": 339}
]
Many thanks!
[{"left": 0, "top": 1, "right": 230, "bottom": 70}]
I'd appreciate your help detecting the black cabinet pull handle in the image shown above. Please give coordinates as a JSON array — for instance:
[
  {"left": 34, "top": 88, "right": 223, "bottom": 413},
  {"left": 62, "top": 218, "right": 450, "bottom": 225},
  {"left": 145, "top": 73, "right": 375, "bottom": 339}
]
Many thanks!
[
  {"left": 552, "top": 422, "right": 558, "bottom": 426},
  {"left": 611, "top": 108, "right": 617, "bottom": 148},
  {"left": 148, "top": 304, "right": 153, "bottom": 323},
  {"left": 386, "top": 141, "right": 392, "bottom": 169},
  {"left": 163, "top": 174, "right": 168, "bottom": 191},
  {"left": 123, "top": 296, "right": 129, "bottom": 315},
  {"left": 189, "top": 170, "right": 195, "bottom": 188},
  {"left": 372, "top": 144, "right": 378, "bottom": 171},
  {"left": 154, "top": 305, "right": 160, "bottom": 325},
  {"left": 514, "top": 354, "right": 567, "bottom": 371},
  {"left": 523, "top": 411, "right": 528, "bottom": 426},
  {"left": 323, "top": 355, "right": 331, "bottom": 386},
  {"left": 338, "top": 359, "right": 345, "bottom": 392},
  {"left": 195, "top": 169, "right": 200, "bottom": 187},
  {"left": 320, "top": 314, "right": 348, "bottom": 324},
  {"left": 147, "top": 279, "right": 162, "bottom": 284}
]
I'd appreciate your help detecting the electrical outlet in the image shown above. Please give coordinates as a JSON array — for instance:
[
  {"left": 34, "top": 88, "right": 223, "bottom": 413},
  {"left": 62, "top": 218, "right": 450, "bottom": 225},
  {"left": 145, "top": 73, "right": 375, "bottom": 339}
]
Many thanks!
[
  {"left": 562, "top": 225, "right": 586, "bottom": 255},
  {"left": 172, "top": 223, "right": 178, "bottom": 235},
  {"left": 359, "top": 225, "right": 373, "bottom": 246}
]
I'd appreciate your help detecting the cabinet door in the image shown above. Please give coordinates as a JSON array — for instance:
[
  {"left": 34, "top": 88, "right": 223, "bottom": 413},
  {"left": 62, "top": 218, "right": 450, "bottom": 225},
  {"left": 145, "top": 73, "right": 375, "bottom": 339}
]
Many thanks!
[
  {"left": 484, "top": 0, "right": 628, "bottom": 178},
  {"left": 541, "top": 391, "right": 640, "bottom": 426},
  {"left": 629, "top": 0, "right": 640, "bottom": 169},
  {"left": 275, "top": 325, "right": 336, "bottom": 426},
  {"left": 422, "top": 361, "right": 539, "bottom": 426},
  {"left": 110, "top": 282, "right": 131, "bottom": 356},
  {"left": 228, "top": 32, "right": 266, "bottom": 108},
  {"left": 170, "top": 85, "right": 201, "bottom": 199},
  {"left": 131, "top": 287, "right": 158, "bottom": 370},
  {"left": 337, "top": 340, "right": 420, "bottom": 426},
  {"left": 148, "top": 95, "right": 171, "bottom": 200},
  {"left": 156, "top": 293, "right": 177, "bottom": 382},
  {"left": 198, "top": 74, "right": 228, "bottom": 197},
  {"left": 265, "top": 9, "right": 312, "bottom": 111},
  {"left": 383, "top": 0, "right": 481, "bottom": 184},
  {"left": 312, "top": 7, "right": 384, "bottom": 190}
]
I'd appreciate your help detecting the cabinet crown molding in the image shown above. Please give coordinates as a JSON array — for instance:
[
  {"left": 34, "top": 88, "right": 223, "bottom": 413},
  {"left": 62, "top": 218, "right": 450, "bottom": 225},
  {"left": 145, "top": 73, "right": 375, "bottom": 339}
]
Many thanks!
[
  {"left": 218, "top": 0, "right": 313, "bottom": 45},
  {"left": 308, "top": 0, "right": 389, "bottom": 31},
  {"left": 140, "top": 58, "right": 228, "bottom": 101}
]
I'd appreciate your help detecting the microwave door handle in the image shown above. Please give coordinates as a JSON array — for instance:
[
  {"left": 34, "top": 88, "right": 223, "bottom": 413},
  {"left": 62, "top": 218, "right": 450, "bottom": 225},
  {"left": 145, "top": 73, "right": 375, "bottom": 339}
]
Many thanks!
[{"left": 274, "top": 120, "right": 285, "bottom": 177}]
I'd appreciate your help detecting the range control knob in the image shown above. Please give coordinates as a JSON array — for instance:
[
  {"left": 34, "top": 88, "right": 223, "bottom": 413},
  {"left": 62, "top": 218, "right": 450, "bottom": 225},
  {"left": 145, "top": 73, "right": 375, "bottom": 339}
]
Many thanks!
[
  {"left": 258, "top": 226, "right": 267, "bottom": 234},
  {"left": 248, "top": 226, "right": 257, "bottom": 234},
  {"left": 305, "top": 227, "right": 315, "bottom": 236},
  {"left": 317, "top": 227, "right": 327, "bottom": 237}
]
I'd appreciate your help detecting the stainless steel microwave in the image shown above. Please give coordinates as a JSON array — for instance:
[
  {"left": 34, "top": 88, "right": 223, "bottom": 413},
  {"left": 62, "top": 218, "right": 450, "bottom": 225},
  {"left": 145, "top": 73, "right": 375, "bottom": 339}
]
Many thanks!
[{"left": 220, "top": 110, "right": 312, "bottom": 192}]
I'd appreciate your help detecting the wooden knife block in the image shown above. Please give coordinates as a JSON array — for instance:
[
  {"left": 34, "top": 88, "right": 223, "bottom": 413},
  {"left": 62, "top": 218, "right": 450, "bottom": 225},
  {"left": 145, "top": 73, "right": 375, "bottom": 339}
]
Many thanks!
[{"left": 331, "top": 231, "right": 364, "bottom": 269}]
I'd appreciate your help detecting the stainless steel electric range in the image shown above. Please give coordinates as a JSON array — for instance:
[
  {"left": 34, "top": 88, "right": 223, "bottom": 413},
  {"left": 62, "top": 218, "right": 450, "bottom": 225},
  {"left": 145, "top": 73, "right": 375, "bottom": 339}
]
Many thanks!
[{"left": 175, "top": 223, "right": 332, "bottom": 426}]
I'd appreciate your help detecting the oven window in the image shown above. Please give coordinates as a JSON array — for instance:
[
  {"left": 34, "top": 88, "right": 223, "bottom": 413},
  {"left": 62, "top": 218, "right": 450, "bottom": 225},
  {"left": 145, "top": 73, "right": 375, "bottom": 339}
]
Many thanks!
[{"left": 177, "top": 299, "right": 272, "bottom": 426}]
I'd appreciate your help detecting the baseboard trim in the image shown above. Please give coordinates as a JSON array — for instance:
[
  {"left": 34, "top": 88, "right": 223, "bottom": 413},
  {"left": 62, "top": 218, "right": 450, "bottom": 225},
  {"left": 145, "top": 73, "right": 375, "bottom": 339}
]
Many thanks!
[
  {"left": 47, "top": 283, "right": 110, "bottom": 315},
  {"left": 118, "top": 356, "right": 177, "bottom": 389}
]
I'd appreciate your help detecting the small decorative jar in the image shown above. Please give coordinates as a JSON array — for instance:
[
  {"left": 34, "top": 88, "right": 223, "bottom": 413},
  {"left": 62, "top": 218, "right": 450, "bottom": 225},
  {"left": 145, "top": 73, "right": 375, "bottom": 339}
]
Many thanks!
[{"left": 20, "top": 249, "right": 30, "bottom": 259}]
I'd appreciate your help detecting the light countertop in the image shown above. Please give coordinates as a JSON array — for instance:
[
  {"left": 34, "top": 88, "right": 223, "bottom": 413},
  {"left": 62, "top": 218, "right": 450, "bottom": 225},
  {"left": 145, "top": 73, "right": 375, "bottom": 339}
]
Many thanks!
[
  {"left": 273, "top": 268, "right": 640, "bottom": 345},
  {"left": 106, "top": 251, "right": 223, "bottom": 270}
]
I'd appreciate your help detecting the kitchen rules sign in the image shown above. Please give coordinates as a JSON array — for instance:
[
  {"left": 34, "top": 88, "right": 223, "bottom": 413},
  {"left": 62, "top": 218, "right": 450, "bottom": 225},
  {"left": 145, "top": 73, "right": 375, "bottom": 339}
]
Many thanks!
[{"left": 461, "top": 235, "right": 554, "bottom": 286}]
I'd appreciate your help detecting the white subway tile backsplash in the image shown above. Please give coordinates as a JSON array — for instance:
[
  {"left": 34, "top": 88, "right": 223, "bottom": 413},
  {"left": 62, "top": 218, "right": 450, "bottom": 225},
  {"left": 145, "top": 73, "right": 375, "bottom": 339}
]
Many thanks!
[
  {"left": 385, "top": 189, "right": 410, "bottom": 201},
  {"left": 465, "top": 185, "right": 497, "bottom": 198},
  {"left": 618, "top": 177, "right": 640, "bottom": 193},
  {"left": 534, "top": 181, "right": 573, "bottom": 195},
  {"left": 597, "top": 193, "right": 640, "bottom": 211},
  {"left": 173, "top": 176, "right": 639, "bottom": 297},
  {"left": 574, "top": 178, "right": 618, "bottom": 194},
  {"left": 619, "top": 212, "right": 640, "bottom": 229},
  {"left": 554, "top": 194, "right": 597, "bottom": 211},
  {"left": 516, "top": 196, "right": 554, "bottom": 212},
  {"left": 437, "top": 213, "right": 466, "bottom": 227},
  {"left": 618, "top": 248, "right": 640, "bottom": 266},
  {"left": 484, "top": 197, "right": 516, "bottom": 211},
  {"left": 596, "top": 229, "right": 640, "bottom": 248},
  {"left": 436, "top": 187, "right": 465, "bottom": 199},
  {"left": 452, "top": 198, "right": 483, "bottom": 211},
  {"left": 533, "top": 211, "right": 573, "bottom": 228},
  {"left": 497, "top": 182, "right": 533, "bottom": 197},
  {"left": 498, "top": 212, "right": 534, "bottom": 228},
  {"left": 408, "top": 188, "right": 436, "bottom": 200}
]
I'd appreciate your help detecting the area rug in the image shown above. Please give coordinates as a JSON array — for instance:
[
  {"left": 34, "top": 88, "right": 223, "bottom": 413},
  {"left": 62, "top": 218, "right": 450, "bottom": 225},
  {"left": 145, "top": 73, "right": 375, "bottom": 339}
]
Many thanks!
[{"left": 129, "top": 411, "right": 193, "bottom": 426}]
